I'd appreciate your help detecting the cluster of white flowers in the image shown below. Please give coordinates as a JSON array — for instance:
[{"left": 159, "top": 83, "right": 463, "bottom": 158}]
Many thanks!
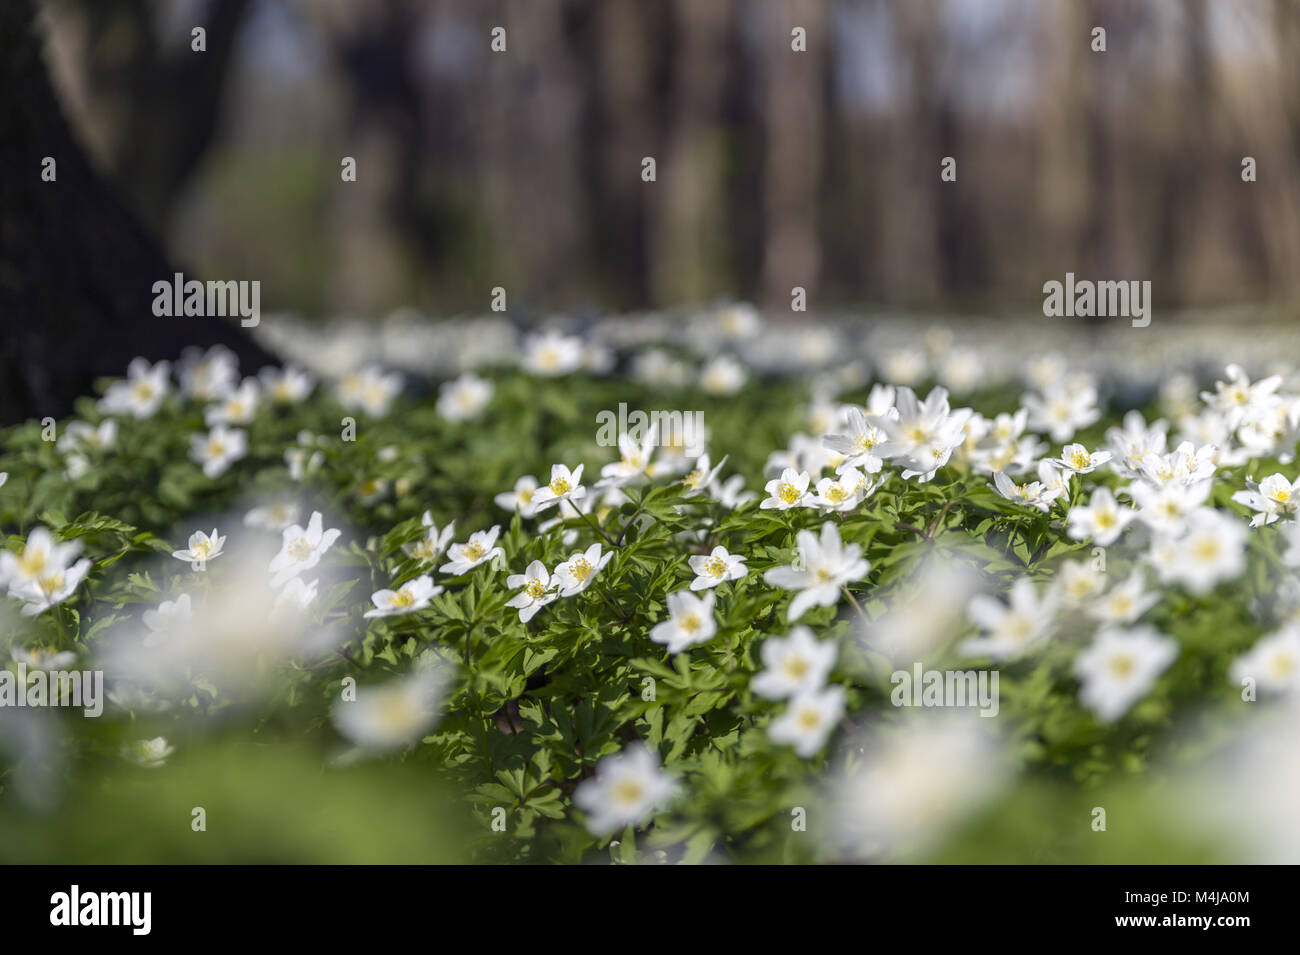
[
  {"left": 15, "top": 309, "right": 1300, "bottom": 847},
  {"left": 0, "top": 527, "right": 92, "bottom": 617}
]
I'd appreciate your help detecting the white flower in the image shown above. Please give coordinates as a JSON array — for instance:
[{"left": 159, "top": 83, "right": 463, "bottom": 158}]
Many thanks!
[
  {"left": 179, "top": 346, "right": 238, "bottom": 401},
  {"left": 552, "top": 543, "right": 614, "bottom": 597},
  {"left": 269, "top": 511, "right": 342, "bottom": 587},
  {"left": 531, "top": 463, "right": 587, "bottom": 513},
  {"left": 1136, "top": 441, "right": 1217, "bottom": 488},
  {"left": 699, "top": 355, "right": 747, "bottom": 395},
  {"left": 337, "top": 365, "right": 404, "bottom": 418},
  {"left": 598, "top": 427, "right": 660, "bottom": 488},
  {"left": 57, "top": 419, "right": 117, "bottom": 455},
  {"left": 142, "top": 593, "right": 193, "bottom": 648},
  {"left": 681, "top": 454, "right": 727, "bottom": 497},
  {"left": 204, "top": 378, "right": 259, "bottom": 426},
  {"left": 437, "top": 372, "right": 493, "bottom": 422},
  {"left": 364, "top": 574, "right": 442, "bottom": 618},
  {"left": 124, "top": 736, "right": 175, "bottom": 768},
  {"left": 960, "top": 578, "right": 1058, "bottom": 660},
  {"left": 1201, "top": 363, "right": 1282, "bottom": 431},
  {"left": 768, "top": 685, "right": 846, "bottom": 757},
  {"left": 874, "top": 385, "right": 972, "bottom": 481},
  {"left": 1053, "top": 443, "right": 1112, "bottom": 474},
  {"left": 573, "top": 744, "right": 675, "bottom": 836},
  {"left": 715, "top": 303, "right": 762, "bottom": 341},
  {"left": 1129, "top": 478, "right": 1211, "bottom": 534},
  {"left": 495, "top": 475, "right": 541, "bottom": 518},
  {"left": 649, "top": 590, "right": 717, "bottom": 654},
  {"left": 259, "top": 365, "right": 314, "bottom": 404},
  {"left": 356, "top": 476, "right": 388, "bottom": 505},
  {"left": 751, "top": 627, "right": 837, "bottom": 699},
  {"left": 189, "top": 424, "right": 248, "bottom": 478},
  {"left": 710, "top": 472, "right": 756, "bottom": 509},
  {"left": 64, "top": 454, "right": 90, "bottom": 480},
  {"left": 10, "top": 556, "right": 93, "bottom": 616},
  {"left": 244, "top": 501, "right": 301, "bottom": 531},
  {"left": 1232, "top": 473, "right": 1300, "bottom": 527},
  {"left": 764, "top": 522, "right": 869, "bottom": 622},
  {"left": 811, "top": 467, "right": 875, "bottom": 512},
  {"left": 968, "top": 409, "right": 1043, "bottom": 475},
  {"left": 1074, "top": 626, "right": 1178, "bottom": 723},
  {"left": 760, "top": 467, "right": 812, "bottom": 510},
  {"left": 991, "top": 470, "right": 1061, "bottom": 512},
  {"left": 823, "top": 407, "right": 887, "bottom": 475},
  {"left": 1056, "top": 559, "right": 1106, "bottom": 607},
  {"left": 687, "top": 546, "right": 748, "bottom": 591},
  {"left": 522, "top": 330, "right": 584, "bottom": 377},
  {"left": 1150, "top": 508, "right": 1246, "bottom": 595},
  {"left": 1230, "top": 626, "right": 1300, "bottom": 695},
  {"left": 171, "top": 528, "right": 225, "bottom": 567},
  {"left": 284, "top": 444, "right": 324, "bottom": 482},
  {"left": 1066, "top": 487, "right": 1135, "bottom": 545},
  {"left": 11, "top": 645, "right": 78, "bottom": 669},
  {"left": 439, "top": 526, "right": 504, "bottom": 576},
  {"left": 1087, "top": 570, "right": 1159, "bottom": 625},
  {"left": 403, "top": 512, "right": 455, "bottom": 565},
  {"left": 1023, "top": 381, "right": 1100, "bottom": 442},
  {"left": 98, "top": 358, "right": 170, "bottom": 419},
  {"left": 273, "top": 577, "right": 319, "bottom": 615},
  {"left": 331, "top": 669, "right": 448, "bottom": 752},
  {"left": 0, "top": 527, "right": 83, "bottom": 593},
  {"left": 1105, "top": 410, "right": 1168, "bottom": 478},
  {"left": 506, "top": 560, "right": 558, "bottom": 622},
  {"left": 828, "top": 714, "right": 1009, "bottom": 858}
]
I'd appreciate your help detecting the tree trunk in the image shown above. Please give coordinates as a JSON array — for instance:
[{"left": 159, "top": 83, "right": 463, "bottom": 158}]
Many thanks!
[{"left": 0, "top": 0, "right": 274, "bottom": 425}]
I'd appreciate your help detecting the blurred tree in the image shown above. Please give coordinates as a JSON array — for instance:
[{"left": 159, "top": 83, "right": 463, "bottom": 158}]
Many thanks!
[{"left": 0, "top": 0, "right": 273, "bottom": 424}]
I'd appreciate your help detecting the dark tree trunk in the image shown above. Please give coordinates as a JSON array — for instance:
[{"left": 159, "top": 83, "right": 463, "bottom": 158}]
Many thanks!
[{"left": 0, "top": 0, "right": 274, "bottom": 426}]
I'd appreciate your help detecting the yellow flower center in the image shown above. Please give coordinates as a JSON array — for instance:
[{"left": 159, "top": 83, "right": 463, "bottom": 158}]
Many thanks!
[
  {"left": 1270, "top": 654, "right": 1296, "bottom": 679},
  {"left": 1108, "top": 654, "right": 1135, "bottom": 678},
  {"left": 680, "top": 613, "right": 701, "bottom": 635},
  {"left": 779, "top": 482, "right": 800, "bottom": 503},
  {"left": 463, "top": 542, "right": 485, "bottom": 561},
  {"left": 288, "top": 537, "right": 312, "bottom": 561},
  {"left": 704, "top": 556, "right": 727, "bottom": 578},
  {"left": 612, "top": 778, "right": 645, "bottom": 806},
  {"left": 17, "top": 547, "right": 47, "bottom": 577},
  {"left": 783, "top": 657, "right": 810, "bottom": 680},
  {"left": 525, "top": 579, "right": 546, "bottom": 600},
  {"left": 550, "top": 477, "right": 570, "bottom": 495},
  {"left": 797, "top": 708, "right": 822, "bottom": 730},
  {"left": 568, "top": 557, "right": 592, "bottom": 581}
]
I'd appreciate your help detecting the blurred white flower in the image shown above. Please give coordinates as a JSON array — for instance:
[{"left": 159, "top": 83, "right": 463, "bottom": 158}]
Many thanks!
[
  {"left": 98, "top": 358, "right": 170, "bottom": 419},
  {"left": 269, "top": 512, "right": 341, "bottom": 587},
  {"left": 573, "top": 744, "right": 675, "bottom": 836},
  {"left": 332, "top": 668, "right": 450, "bottom": 753},
  {"left": 650, "top": 590, "right": 717, "bottom": 654},
  {"left": 1074, "top": 626, "right": 1178, "bottom": 722}
]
